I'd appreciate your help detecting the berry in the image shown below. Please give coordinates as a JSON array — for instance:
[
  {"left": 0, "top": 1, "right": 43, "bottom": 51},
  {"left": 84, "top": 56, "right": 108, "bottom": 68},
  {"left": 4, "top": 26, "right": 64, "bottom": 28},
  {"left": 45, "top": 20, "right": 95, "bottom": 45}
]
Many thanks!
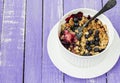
[
  {"left": 85, "top": 45, "right": 92, "bottom": 51},
  {"left": 85, "top": 34, "right": 90, "bottom": 39},
  {"left": 77, "top": 12, "right": 83, "bottom": 20},
  {"left": 87, "top": 46, "right": 92, "bottom": 51},
  {"left": 89, "top": 40, "right": 94, "bottom": 45},
  {"left": 64, "top": 30, "right": 75, "bottom": 43},
  {"left": 78, "top": 17, "right": 82, "bottom": 20},
  {"left": 73, "top": 17, "right": 78, "bottom": 23},
  {"left": 86, "top": 40, "right": 90, "bottom": 45},
  {"left": 88, "top": 29, "right": 93, "bottom": 35},
  {"left": 64, "top": 30, "right": 69, "bottom": 34},
  {"left": 95, "top": 30, "right": 99, "bottom": 35},
  {"left": 95, "top": 37, "right": 100, "bottom": 41},
  {"left": 87, "top": 15, "right": 91, "bottom": 19},
  {"left": 94, "top": 41, "right": 99, "bottom": 46},
  {"left": 85, "top": 45, "right": 89, "bottom": 49},
  {"left": 94, "top": 48, "right": 100, "bottom": 52},
  {"left": 94, "top": 30, "right": 99, "bottom": 38},
  {"left": 94, "top": 34, "right": 99, "bottom": 38},
  {"left": 61, "top": 40, "right": 70, "bottom": 49},
  {"left": 65, "top": 14, "right": 75, "bottom": 23},
  {"left": 77, "top": 12, "right": 83, "bottom": 18}
]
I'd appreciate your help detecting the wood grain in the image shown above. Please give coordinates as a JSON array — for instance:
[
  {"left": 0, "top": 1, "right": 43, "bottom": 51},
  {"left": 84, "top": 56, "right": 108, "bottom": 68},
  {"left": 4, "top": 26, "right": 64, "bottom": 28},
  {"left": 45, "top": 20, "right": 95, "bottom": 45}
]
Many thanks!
[
  {"left": 0, "top": 0, "right": 3, "bottom": 67},
  {"left": 0, "top": 0, "right": 26, "bottom": 83},
  {"left": 64, "top": 0, "right": 106, "bottom": 83},
  {"left": 0, "top": 0, "right": 3, "bottom": 34},
  {"left": 24, "top": 0, "right": 42, "bottom": 83},
  {"left": 42, "top": 0, "right": 64, "bottom": 83},
  {"left": 103, "top": 0, "right": 120, "bottom": 82}
]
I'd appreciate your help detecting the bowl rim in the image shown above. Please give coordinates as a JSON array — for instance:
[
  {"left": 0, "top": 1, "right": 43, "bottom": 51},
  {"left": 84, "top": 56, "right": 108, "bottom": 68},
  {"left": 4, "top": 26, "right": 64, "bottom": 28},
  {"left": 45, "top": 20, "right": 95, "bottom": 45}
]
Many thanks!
[{"left": 57, "top": 8, "right": 114, "bottom": 58}]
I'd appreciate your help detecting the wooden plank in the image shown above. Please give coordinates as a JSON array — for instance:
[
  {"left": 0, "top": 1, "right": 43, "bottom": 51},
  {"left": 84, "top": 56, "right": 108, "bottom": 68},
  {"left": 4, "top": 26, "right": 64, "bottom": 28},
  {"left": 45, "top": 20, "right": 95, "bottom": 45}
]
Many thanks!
[
  {"left": 103, "top": 0, "right": 120, "bottom": 83},
  {"left": 42, "top": 0, "right": 64, "bottom": 83},
  {"left": 0, "top": 0, "right": 3, "bottom": 34},
  {"left": 64, "top": 0, "right": 106, "bottom": 83},
  {"left": 24, "top": 0, "right": 42, "bottom": 83},
  {"left": 0, "top": 0, "right": 26, "bottom": 83},
  {"left": 0, "top": 0, "right": 3, "bottom": 64},
  {"left": 103, "top": 0, "right": 120, "bottom": 35},
  {"left": 64, "top": 0, "right": 102, "bottom": 14}
]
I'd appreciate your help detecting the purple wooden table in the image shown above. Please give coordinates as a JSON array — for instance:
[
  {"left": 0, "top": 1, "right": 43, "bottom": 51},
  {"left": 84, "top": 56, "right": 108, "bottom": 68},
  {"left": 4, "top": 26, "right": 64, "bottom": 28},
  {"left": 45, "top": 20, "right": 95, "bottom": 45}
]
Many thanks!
[{"left": 0, "top": 0, "right": 120, "bottom": 83}]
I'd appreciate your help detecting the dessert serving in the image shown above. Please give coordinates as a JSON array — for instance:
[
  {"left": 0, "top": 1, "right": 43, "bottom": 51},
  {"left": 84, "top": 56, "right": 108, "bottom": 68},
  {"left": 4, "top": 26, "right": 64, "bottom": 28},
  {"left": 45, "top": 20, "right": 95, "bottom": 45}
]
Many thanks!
[{"left": 59, "top": 11, "right": 109, "bottom": 56}]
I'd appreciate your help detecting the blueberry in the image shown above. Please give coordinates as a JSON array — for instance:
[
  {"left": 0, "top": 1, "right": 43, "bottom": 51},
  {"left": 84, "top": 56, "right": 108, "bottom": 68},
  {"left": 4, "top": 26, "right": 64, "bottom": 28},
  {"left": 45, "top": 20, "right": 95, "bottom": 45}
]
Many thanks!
[
  {"left": 73, "top": 17, "right": 78, "bottom": 23},
  {"left": 85, "top": 45, "right": 92, "bottom": 51},
  {"left": 83, "top": 53, "right": 92, "bottom": 56},
  {"left": 94, "top": 48, "right": 100, "bottom": 52},
  {"left": 61, "top": 40, "right": 70, "bottom": 49},
  {"left": 95, "top": 30, "right": 99, "bottom": 35},
  {"left": 64, "top": 44, "right": 70, "bottom": 49},
  {"left": 85, "top": 34, "right": 90, "bottom": 39},
  {"left": 85, "top": 45, "right": 89, "bottom": 49},
  {"left": 74, "top": 23, "right": 79, "bottom": 27},
  {"left": 86, "top": 40, "right": 90, "bottom": 45},
  {"left": 94, "top": 34, "right": 99, "bottom": 37},
  {"left": 90, "top": 40, "right": 94, "bottom": 45},
  {"left": 94, "top": 31, "right": 99, "bottom": 38},
  {"left": 95, "top": 37, "right": 100, "bottom": 41},
  {"left": 94, "top": 41, "right": 99, "bottom": 46},
  {"left": 88, "top": 29, "right": 93, "bottom": 35},
  {"left": 87, "top": 47, "right": 92, "bottom": 51}
]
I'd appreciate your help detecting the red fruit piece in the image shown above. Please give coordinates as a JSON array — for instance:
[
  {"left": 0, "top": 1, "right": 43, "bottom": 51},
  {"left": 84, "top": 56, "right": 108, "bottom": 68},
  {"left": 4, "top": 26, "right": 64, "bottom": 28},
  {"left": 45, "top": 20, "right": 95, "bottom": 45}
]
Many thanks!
[
  {"left": 77, "top": 12, "right": 83, "bottom": 19},
  {"left": 87, "top": 15, "right": 91, "bottom": 19},
  {"left": 64, "top": 33, "right": 73, "bottom": 43},
  {"left": 64, "top": 30, "right": 69, "bottom": 34},
  {"left": 73, "top": 37, "right": 78, "bottom": 42},
  {"left": 64, "top": 30, "right": 75, "bottom": 43},
  {"left": 65, "top": 14, "right": 76, "bottom": 23}
]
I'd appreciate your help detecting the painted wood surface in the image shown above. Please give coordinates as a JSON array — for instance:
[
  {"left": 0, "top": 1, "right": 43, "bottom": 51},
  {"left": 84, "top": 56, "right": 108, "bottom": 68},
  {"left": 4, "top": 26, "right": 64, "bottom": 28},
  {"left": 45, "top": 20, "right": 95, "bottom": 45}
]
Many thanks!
[
  {"left": 42, "top": 0, "right": 64, "bottom": 83},
  {"left": 0, "top": 0, "right": 3, "bottom": 64},
  {"left": 0, "top": 0, "right": 3, "bottom": 34},
  {"left": 24, "top": 0, "right": 42, "bottom": 83},
  {"left": 0, "top": 0, "right": 25, "bottom": 83},
  {"left": 0, "top": 0, "right": 120, "bottom": 83},
  {"left": 103, "top": 0, "right": 120, "bottom": 83}
]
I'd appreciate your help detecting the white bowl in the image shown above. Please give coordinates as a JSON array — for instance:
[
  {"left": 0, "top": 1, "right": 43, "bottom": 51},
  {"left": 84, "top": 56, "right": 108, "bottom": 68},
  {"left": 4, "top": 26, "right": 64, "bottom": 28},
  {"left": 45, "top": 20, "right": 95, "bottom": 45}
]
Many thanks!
[{"left": 57, "top": 8, "right": 115, "bottom": 68}]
